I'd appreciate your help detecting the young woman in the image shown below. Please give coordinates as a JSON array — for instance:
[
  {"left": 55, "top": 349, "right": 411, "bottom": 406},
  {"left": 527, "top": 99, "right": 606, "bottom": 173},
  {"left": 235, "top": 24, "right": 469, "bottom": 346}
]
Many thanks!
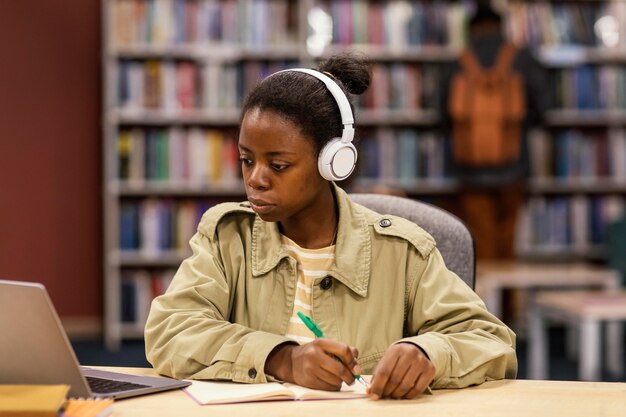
[{"left": 144, "top": 54, "right": 517, "bottom": 400}]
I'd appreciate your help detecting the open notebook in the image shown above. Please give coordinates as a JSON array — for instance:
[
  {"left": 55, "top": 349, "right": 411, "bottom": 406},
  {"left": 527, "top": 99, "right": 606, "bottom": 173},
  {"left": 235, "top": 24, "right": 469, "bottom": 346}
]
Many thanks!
[{"left": 184, "top": 379, "right": 369, "bottom": 405}]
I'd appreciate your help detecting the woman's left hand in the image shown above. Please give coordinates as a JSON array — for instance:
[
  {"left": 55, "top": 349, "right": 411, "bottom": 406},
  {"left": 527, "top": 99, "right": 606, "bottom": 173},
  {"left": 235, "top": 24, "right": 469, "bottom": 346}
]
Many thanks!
[{"left": 367, "top": 342, "right": 435, "bottom": 400}]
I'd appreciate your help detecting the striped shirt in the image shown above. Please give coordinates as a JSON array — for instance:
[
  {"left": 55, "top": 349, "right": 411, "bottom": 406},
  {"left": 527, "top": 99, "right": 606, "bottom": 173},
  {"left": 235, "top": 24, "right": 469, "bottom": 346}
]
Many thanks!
[{"left": 281, "top": 234, "right": 335, "bottom": 344}]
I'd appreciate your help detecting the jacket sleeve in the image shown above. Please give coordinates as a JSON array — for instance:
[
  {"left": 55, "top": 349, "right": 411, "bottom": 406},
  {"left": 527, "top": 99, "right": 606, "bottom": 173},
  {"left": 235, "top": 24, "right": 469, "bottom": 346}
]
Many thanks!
[
  {"left": 144, "top": 230, "right": 292, "bottom": 382},
  {"left": 398, "top": 248, "right": 518, "bottom": 388}
]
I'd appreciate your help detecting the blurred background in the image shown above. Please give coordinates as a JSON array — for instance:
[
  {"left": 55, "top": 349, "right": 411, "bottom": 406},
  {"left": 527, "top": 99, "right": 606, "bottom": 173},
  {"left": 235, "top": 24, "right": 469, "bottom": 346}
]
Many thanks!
[{"left": 1, "top": 0, "right": 625, "bottom": 382}]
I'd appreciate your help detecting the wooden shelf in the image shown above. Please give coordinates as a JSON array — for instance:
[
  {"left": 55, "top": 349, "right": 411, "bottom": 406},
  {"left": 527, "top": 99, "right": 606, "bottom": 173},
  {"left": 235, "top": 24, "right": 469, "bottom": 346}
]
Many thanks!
[
  {"left": 529, "top": 178, "right": 626, "bottom": 194},
  {"left": 109, "top": 109, "right": 242, "bottom": 126},
  {"left": 357, "top": 109, "right": 439, "bottom": 126},
  {"left": 109, "top": 249, "right": 189, "bottom": 267},
  {"left": 109, "top": 180, "right": 245, "bottom": 197},
  {"left": 111, "top": 108, "right": 440, "bottom": 127},
  {"left": 320, "top": 44, "right": 459, "bottom": 62},
  {"left": 517, "top": 245, "right": 607, "bottom": 261},
  {"left": 538, "top": 46, "right": 626, "bottom": 67},
  {"left": 110, "top": 108, "right": 442, "bottom": 127},
  {"left": 354, "top": 178, "right": 459, "bottom": 195},
  {"left": 545, "top": 109, "right": 626, "bottom": 127},
  {"left": 109, "top": 43, "right": 303, "bottom": 61}
]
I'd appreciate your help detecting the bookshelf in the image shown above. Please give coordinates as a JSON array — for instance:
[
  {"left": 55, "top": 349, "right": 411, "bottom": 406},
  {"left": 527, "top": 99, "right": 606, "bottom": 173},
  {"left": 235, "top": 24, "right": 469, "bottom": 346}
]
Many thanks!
[
  {"left": 506, "top": 0, "right": 626, "bottom": 261},
  {"left": 102, "top": 0, "right": 626, "bottom": 348},
  {"left": 102, "top": 0, "right": 466, "bottom": 349},
  {"left": 102, "top": 0, "right": 309, "bottom": 349}
]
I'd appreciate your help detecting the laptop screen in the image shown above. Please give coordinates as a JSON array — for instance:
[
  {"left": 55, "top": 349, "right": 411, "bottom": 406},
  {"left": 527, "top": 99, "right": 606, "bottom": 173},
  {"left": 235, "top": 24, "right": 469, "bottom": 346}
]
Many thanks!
[
  {"left": 0, "top": 279, "right": 190, "bottom": 399},
  {"left": 0, "top": 280, "right": 92, "bottom": 398}
]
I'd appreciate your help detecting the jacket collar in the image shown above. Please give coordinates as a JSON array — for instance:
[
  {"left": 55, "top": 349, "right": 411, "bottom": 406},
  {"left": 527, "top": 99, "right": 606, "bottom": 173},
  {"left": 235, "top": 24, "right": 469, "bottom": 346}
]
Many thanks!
[{"left": 251, "top": 183, "right": 371, "bottom": 297}]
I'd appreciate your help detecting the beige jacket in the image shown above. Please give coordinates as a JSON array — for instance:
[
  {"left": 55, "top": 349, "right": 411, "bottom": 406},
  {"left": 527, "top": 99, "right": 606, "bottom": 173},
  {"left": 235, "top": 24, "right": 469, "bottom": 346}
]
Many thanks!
[{"left": 145, "top": 185, "right": 517, "bottom": 388}]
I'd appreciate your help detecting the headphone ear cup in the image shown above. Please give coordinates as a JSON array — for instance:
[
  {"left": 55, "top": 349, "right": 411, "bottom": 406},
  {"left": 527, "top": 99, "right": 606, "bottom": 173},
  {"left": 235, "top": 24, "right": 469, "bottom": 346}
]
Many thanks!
[{"left": 318, "top": 138, "right": 358, "bottom": 181}]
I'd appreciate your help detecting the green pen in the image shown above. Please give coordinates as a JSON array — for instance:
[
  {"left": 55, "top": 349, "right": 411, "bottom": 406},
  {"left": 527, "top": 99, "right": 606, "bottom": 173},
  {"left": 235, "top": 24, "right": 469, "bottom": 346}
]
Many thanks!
[{"left": 297, "top": 311, "right": 369, "bottom": 388}]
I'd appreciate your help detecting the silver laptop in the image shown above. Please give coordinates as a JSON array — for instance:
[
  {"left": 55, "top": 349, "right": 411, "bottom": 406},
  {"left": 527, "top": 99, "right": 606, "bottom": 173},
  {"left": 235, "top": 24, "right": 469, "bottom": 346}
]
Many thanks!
[{"left": 0, "top": 279, "right": 190, "bottom": 399}]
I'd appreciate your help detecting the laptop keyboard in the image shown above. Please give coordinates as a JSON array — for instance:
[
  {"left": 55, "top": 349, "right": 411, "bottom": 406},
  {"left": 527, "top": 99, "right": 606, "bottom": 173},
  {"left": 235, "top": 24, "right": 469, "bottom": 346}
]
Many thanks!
[{"left": 86, "top": 375, "right": 150, "bottom": 394}]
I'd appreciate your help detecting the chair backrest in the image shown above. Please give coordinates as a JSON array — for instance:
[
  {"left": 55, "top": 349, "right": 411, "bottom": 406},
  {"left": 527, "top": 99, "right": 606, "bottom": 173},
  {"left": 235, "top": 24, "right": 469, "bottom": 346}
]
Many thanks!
[{"left": 349, "top": 193, "right": 476, "bottom": 289}]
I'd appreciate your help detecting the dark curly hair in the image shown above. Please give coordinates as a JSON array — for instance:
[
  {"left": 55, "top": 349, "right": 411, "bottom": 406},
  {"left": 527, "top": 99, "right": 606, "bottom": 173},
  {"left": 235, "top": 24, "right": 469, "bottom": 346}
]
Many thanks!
[{"left": 241, "top": 53, "right": 371, "bottom": 155}]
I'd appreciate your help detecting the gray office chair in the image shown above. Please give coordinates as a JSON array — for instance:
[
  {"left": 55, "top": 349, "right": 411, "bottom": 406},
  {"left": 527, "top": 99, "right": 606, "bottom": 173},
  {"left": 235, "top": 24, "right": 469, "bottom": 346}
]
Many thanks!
[{"left": 349, "top": 193, "right": 476, "bottom": 289}]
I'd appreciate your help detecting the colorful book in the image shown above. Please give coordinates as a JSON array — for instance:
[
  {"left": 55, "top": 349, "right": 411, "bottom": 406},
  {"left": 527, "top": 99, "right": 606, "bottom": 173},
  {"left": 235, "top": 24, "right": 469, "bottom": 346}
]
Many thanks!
[
  {"left": 61, "top": 398, "right": 113, "bottom": 417},
  {"left": 0, "top": 384, "right": 69, "bottom": 417}
]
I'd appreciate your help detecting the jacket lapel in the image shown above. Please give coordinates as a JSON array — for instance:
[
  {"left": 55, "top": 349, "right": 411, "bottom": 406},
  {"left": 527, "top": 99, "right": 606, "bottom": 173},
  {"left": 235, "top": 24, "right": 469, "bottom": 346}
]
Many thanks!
[{"left": 248, "top": 184, "right": 372, "bottom": 298}]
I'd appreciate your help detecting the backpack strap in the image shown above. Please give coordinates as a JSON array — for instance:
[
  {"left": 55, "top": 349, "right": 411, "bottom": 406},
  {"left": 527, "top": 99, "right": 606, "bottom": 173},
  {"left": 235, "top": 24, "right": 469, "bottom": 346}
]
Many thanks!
[
  {"left": 460, "top": 43, "right": 517, "bottom": 78},
  {"left": 493, "top": 43, "right": 517, "bottom": 76},
  {"left": 459, "top": 48, "right": 484, "bottom": 79}
]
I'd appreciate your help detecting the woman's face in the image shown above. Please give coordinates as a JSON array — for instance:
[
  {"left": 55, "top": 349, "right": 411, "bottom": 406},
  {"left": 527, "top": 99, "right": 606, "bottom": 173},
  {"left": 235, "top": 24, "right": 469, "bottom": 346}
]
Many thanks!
[{"left": 238, "top": 108, "right": 329, "bottom": 223}]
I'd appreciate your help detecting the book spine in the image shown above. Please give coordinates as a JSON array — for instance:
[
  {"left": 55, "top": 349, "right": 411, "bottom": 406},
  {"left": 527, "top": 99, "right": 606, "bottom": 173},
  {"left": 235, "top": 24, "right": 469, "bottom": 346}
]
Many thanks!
[
  {"left": 323, "top": 0, "right": 464, "bottom": 48},
  {"left": 121, "top": 269, "right": 177, "bottom": 327},
  {"left": 111, "top": 0, "right": 296, "bottom": 46},
  {"left": 353, "top": 128, "right": 448, "bottom": 184},
  {"left": 528, "top": 129, "right": 626, "bottom": 180},
  {"left": 506, "top": 1, "right": 605, "bottom": 48},
  {"left": 518, "top": 195, "right": 626, "bottom": 256},
  {"left": 119, "top": 198, "right": 220, "bottom": 256},
  {"left": 118, "top": 127, "right": 241, "bottom": 186}
]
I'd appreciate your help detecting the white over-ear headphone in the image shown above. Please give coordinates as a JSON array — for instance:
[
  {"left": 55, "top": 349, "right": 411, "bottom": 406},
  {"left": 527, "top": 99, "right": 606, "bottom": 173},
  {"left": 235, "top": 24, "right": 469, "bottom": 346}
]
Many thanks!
[{"left": 274, "top": 68, "right": 357, "bottom": 181}]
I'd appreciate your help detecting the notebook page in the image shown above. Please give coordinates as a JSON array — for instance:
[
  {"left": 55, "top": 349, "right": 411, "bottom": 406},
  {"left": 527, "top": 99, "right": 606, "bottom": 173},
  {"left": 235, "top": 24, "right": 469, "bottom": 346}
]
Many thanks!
[
  {"left": 184, "top": 380, "right": 294, "bottom": 405},
  {"left": 283, "top": 381, "right": 368, "bottom": 401}
]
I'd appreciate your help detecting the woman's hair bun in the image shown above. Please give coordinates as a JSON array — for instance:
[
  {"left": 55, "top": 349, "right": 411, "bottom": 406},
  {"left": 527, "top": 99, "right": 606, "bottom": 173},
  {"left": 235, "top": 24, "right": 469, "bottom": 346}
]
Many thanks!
[{"left": 318, "top": 52, "right": 371, "bottom": 96}]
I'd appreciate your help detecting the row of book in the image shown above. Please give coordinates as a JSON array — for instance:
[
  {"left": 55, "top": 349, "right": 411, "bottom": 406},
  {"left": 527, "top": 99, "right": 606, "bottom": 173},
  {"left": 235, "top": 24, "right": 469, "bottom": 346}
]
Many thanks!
[
  {"left": 116, "top": 126, "right": 626, "bottom": 186},
  {"left": 110, "top": 0, "right": 470, "bottom": 49},
  {"left": 118, "top": 128, "right": 240, "bottom": 185},
  {"left": 357, "top": 129, "right": 450, "bottom": 182},
  {"left": 120, "top": 199, "right": 215, "bottom": 252},
  {"left": 506, "top": 0, "right": 626, "bottom": 49},
  {"left": 529, "top": 128, "right": 626, "bottom": 180},
  {"left": 551, "top": 66, "right": 626, "bottom": 110},
  {"left": 516, "top": 195, "right": 625, "bottom": 252},
  {"left": 110, "top": 0, "right": 626, "bottom": 52},
  {"left": 357, "top": 63, "right": 439, "bottom": 111},
  {"left": 321, "top": 0, "right": 466, "bottom": 49},
  {"left": 117, "top": 193, "right": 625, "bottom": 265},
  {"left": 118, "top": 194, "right": 626, "bottom": 260},
  {"left": 119, "top": 60, "right": 202, "bottom": 111},
  {"left": 121, "top": 268, "right": 176, "bottom": 325},
  {"left": 118, "top": 59, "right": 296, "bottom": 112},
  {"left": 117, "top": 59, "right": 626, "bottom": 116},
  {"left": 116, "top": 127, "right": 451, "bottom": 185},
  {"left": 111, "top": 0, "right": 297, "bottom": 47},
  {"left": 117, "top": 59, "right": 444, "bottom": 113}
]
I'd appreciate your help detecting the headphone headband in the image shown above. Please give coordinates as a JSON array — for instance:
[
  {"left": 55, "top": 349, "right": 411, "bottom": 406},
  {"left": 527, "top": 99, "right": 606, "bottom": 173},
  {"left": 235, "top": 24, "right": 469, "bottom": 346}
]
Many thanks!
[
  {"left": 273, "top": 68, "right": 355, "bottom": 143},
  {"left": 268, "top": 67, "right": 358, "bottom": 181}
]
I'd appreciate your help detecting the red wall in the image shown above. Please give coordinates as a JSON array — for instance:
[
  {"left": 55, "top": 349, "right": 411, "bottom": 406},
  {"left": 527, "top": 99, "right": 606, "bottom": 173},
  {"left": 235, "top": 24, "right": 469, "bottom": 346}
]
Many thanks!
[{"left": 0, "top": 2, "right": 102, "bottom": 318}]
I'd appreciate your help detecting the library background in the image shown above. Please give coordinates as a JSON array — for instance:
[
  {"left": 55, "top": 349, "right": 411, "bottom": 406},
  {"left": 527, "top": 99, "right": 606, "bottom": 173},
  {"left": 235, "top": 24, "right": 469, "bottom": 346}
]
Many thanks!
[{"left": 1, "top": 0, "right": 626, "bottom": 381}]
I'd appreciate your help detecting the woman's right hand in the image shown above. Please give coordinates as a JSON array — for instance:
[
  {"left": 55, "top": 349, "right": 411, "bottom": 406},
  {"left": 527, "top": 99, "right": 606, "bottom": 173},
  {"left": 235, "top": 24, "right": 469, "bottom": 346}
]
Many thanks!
[{"left": 265, "top": 339, "right": 360, "bottom": 391}]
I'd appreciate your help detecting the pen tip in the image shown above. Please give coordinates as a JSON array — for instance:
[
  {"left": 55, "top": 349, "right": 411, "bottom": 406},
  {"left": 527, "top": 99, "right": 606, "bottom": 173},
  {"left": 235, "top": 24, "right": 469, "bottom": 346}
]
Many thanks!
[{"left": 357, "top": 377, "right": 370, "bottom": 388}]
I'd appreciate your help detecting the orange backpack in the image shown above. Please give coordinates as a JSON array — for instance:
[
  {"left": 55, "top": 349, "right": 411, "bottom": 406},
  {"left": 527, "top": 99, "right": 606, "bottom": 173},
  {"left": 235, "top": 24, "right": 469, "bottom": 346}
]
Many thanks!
[{"left": 449, "top": 43, "right": 526, "bottom": 166}]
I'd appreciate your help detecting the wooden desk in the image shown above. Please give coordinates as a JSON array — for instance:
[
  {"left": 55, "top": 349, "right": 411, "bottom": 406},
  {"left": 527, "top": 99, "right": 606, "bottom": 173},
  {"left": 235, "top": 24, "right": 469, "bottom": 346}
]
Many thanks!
[
  {"left": 102, "top": 367, "right": 626, "bottom": 417},
  {"left": 475, "top": 262, "right": 621, "bottom": 319},
  {"left": 529, "top": 290, "right": 626, "bottom": 381}
]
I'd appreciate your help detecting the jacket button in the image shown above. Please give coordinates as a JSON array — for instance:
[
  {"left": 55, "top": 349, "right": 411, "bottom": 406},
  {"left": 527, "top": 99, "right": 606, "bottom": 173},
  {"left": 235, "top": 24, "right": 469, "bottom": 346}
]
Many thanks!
[
  {"left": 248, "top": 368, "right": 257, "bottom": 379},
  {"left": 320, "top": 277, "right": 332, "bottom": 290},
  {"left": 379, "top": 218, "right": 392, "bottom": 228}
]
